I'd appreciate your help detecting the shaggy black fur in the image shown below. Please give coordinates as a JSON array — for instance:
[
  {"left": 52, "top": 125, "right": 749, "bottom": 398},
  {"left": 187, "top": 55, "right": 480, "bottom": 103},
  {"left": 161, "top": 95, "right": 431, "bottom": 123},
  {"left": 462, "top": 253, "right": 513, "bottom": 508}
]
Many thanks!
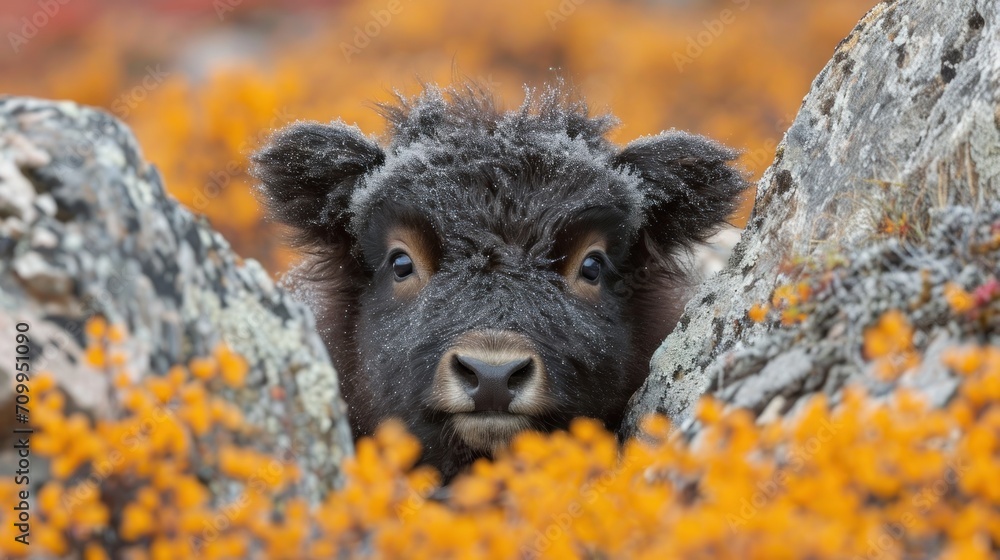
[{"left": 252, "top": 82, "right": 747, "bottom": 479}]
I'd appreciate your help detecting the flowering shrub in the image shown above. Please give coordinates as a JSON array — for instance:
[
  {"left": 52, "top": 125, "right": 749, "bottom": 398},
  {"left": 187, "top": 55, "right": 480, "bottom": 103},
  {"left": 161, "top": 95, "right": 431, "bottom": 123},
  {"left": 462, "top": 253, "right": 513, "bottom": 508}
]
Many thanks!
[{"left": 1, "top": 313, "right": 998, "bottom": 558}]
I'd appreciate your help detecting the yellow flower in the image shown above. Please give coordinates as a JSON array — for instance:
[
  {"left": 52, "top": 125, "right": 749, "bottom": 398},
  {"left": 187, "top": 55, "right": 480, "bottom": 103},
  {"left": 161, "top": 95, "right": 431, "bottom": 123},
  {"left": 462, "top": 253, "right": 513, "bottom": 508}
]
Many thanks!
[
  {"left": 189, "top": 356, "right": 218, "bottom": 381},
  {"left": 107, "top": 324, "right": 128, "bottom": 343},
  {"left": 748, "top": 302, "right": 770, "bottom": 323},
  {"left": 216, "top": 344, "right": 249, "bottom": 388},
  {"left": 119, "top": 503, "right": 155, "bottom": 541},
  {"left": 944, "top": 346, "right": 985, "bottom": 376},
  {"left": 864, "top": 310, "right": 919, "bottom": 380},
  {"left": 84, "top": 345, "right": 106, "bottom": 368},
  {"left": 84, "top": 542, "right": 110, "bottom": 560},
  {"left": 944, "top": 283, "right": 975, "bottom": 313},
  {"left": 84, "top": 316, "right": 108, "bottom": 341}
]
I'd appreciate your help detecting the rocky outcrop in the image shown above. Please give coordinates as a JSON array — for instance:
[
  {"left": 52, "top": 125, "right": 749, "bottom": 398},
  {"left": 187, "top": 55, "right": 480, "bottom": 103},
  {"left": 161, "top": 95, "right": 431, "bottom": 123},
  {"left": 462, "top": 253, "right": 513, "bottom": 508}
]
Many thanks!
[
  {"left": 0, "top": 98, "right": 353, "bottom": 495},
  {"left": 622, "top": 0, "right": 1000, "bottom": 436}
]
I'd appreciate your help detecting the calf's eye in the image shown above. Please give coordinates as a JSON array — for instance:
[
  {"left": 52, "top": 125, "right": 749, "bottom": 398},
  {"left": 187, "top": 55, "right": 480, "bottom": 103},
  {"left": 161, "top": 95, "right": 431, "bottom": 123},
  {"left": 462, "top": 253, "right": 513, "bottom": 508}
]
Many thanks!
[
  {"left": 580, "top": 254, "right": 602, "bottom": 283},
  {"left": 391, "top": 252, "right": 414, "bottom": 280}
]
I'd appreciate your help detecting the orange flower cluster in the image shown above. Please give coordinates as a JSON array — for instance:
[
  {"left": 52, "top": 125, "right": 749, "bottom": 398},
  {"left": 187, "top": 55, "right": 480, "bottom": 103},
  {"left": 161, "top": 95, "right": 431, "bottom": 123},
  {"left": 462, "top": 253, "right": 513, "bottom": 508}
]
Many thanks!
[
  {"left": 304, "top": 345, "right": 1000, "bottom": 559},
  {"left": 880, "top": 213, "right": 912, "bottom": 238},
  {"left": 945, "top": 283, "right": 977, "bottom": 314},
  {"left": 863, "top": 310, "right": 921, "bottom": 381},
  {"left": 747, "top": 302, "right": 770, "bottom": 323},
  {"left": 0, "top": 319, "right": 260, "bottom": 559},
  {"left": 945, "top": 278, "right": 1000, "bottom": 317},
  {"left": 1, "top": 316, "right": 998, "bottom": 558},
  {"left": 752, "top": 280, "right": 813, "bottom": 326}
]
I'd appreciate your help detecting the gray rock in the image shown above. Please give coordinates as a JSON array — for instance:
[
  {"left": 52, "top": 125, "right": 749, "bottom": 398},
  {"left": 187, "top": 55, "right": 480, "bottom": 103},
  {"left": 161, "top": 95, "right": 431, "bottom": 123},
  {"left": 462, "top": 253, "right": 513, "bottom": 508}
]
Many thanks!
[
  {"left": 0, "top": 97, "right": 353, "bottom": 497},
  {"left": 730, "top": 349, "right": 815, "bottom": 412},
  {"left": 623, "top": 0, "right": 1000, "bottom": 436}
]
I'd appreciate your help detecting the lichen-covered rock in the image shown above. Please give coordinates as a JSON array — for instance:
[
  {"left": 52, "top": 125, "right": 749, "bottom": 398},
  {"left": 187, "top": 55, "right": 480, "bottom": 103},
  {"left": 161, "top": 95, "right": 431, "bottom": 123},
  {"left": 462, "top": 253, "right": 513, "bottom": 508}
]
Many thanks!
[
  {"left": 0, "top": 97, "right": 352, "bottom": 494},
  {"left": 690, "top": 205, "right": 999, "bottom": 432},
  {"left": 623, "top": 0, "right": 1000, "bottom": 435}
]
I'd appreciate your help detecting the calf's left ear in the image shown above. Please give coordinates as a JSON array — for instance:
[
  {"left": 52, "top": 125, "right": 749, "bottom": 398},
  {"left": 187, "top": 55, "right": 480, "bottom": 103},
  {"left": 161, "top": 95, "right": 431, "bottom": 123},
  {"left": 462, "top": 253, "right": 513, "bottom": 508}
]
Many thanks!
[
  {"left": 251, "top": 121, "right": 386, "bottom": 247},
  {"left": 612, "top": 131, "right": 749, "bottom": 251}
]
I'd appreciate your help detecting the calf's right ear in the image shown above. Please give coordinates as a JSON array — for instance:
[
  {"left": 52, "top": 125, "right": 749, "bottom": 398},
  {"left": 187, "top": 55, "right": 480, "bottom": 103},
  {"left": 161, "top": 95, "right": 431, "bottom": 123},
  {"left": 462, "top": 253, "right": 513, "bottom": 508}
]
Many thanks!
[
  {"left": 612, "top": 131, "right": 748, "bottom": 252},
  {"left": 251, "top": 121, "right": 385, "bottom": 246}
]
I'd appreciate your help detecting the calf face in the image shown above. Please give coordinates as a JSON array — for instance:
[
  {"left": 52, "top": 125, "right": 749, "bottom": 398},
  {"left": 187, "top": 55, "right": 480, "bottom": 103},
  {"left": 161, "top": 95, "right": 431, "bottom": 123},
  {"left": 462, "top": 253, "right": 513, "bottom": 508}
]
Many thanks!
[{"left": 252, "top": 83, "right": 747, "bottom": 478}]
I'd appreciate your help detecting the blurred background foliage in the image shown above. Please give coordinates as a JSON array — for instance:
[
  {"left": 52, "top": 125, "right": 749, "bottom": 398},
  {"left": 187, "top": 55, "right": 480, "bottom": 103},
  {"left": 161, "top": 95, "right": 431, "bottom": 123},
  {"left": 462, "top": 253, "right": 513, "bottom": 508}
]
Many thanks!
[{"left": 1, "top": 0, "right": 876, "bottom": 273}]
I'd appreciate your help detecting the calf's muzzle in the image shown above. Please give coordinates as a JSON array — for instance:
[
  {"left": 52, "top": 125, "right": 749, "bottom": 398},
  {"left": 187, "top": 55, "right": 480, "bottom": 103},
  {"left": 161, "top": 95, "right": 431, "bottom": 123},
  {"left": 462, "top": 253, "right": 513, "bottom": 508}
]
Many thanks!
[
  {"left": 433, "top": 330, "right": 545, "bottom": 415},
  {"left": 452, "top": 354, "right": 534, "bottom": 411}
]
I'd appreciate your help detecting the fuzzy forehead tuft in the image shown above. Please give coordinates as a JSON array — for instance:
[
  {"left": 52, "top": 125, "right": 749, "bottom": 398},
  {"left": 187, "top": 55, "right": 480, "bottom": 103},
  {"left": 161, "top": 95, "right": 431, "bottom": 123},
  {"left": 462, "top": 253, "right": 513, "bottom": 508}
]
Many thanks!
[
  {"left": 374, "top": 81, "right": 619, "bottom": 153},
  {"left": 348, "top": 82, "right": 647, "bottom": 244}
]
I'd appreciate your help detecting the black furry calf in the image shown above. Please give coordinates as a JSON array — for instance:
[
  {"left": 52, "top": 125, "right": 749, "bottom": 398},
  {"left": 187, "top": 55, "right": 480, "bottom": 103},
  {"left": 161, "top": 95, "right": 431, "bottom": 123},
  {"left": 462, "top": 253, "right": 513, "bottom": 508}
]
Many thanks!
[{"left": 251, "top": 82, "right": 748, "bottom": 479}]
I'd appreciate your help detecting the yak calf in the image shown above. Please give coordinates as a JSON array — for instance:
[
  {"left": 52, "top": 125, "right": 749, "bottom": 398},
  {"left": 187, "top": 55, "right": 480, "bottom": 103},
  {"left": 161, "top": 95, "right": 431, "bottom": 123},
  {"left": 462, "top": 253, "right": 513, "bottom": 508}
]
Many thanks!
[{"left": 252, "top": 83, "right": 747, "bottom": 478}]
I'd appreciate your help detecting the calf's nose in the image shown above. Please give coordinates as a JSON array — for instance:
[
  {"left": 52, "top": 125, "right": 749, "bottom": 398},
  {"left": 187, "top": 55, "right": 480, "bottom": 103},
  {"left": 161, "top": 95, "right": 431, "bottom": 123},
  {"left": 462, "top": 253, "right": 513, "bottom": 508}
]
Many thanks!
[{"left": 452, "top": 354, "right": 535, "bottom": 412}]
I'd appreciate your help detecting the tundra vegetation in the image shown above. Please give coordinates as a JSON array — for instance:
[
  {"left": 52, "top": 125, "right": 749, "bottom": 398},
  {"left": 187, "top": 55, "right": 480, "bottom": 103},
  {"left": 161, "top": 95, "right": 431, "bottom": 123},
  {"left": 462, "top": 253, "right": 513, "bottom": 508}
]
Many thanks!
[{"left": 0, "top": 0, "right": 998, "bottom": 558}]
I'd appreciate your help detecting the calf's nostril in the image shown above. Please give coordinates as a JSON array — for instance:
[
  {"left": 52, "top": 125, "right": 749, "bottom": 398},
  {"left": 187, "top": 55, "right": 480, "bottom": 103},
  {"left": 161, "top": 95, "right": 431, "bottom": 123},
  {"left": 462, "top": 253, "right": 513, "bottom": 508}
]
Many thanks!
[
  {"left": 507, "top": 361, "right": 534, "bottom": 391},
  {"left": 452, "top": 355, "right": 480, "bottom": 390},
  {"left": 453, "top": 354, "right": 534, "bottom": 412}
]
